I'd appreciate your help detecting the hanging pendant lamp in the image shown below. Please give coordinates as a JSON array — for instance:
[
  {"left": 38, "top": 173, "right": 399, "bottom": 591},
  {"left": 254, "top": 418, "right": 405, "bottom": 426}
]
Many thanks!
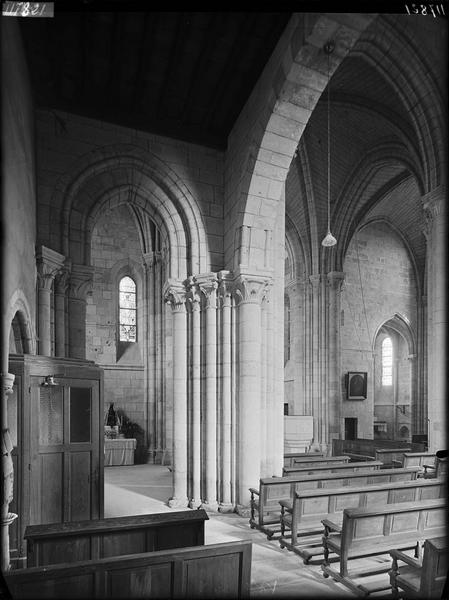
[{"left": 321, "top": 40, "right": 337, "bottom": 248}]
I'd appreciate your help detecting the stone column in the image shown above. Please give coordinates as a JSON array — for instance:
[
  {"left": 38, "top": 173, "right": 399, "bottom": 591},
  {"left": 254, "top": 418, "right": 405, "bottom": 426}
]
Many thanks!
[
  {"left": 309, "top": 274, "right": 321, "bottom": 449},
  {"left": 54, "top": 265, "right": 70, "bottom": 357},
  {"left": 68, "top": 264, "right": 94, "bottom": 360},
  {"left": 187, "top": 280, "right": 202, "bottom": 508},
  {"left": 1, "top": 372, "right": 17, "bottom": 572},
  {"left": 36, "top": 246, "right": 66, "bottom": 356},
  {"left": 234, "top": 274, "right": 269, "bottom": 510},
  {"left": 218, "top": 272, "right": 233, "bottom": 512},
  {"left": 423, "top": 188, "right": 446, "bottom": 452},
  {"left": 197, "top": 274, "right": 219, "bottom": 511},
  {"left": 327, "top": 271, "right": 345, "bottom": 444},
  {"left": 164, "top": 281, "right": 188, "bottom": 508}
]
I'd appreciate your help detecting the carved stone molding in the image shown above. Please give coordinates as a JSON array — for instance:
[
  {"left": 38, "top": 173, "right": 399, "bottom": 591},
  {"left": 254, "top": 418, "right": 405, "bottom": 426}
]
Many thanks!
[
  {"left": 54, "top": 265, "right": 71, "bottom": 295},
  {"left": 2, "top": 373, "right": 15, "bottom": 396},
  {"left": 309, "top": 274, "right": 321, "bottom": 289},
  {"left": 186, "top": 276, "right": 201, "bottom": 311},
  {"left": 163, "top": 279, "right": 187, "bottom": 312},
  {"left": 196, "top": 273, "right": 219, "bottom": 309},
  {"left": 217, "top": 270, "right": 233, "bottom": 307},
  {"left": 327, "top": 271, "right": 345, "bottom": 290},
  {"left": 233, "top": 274, "right": 271, "bottom": 305},
  {"left": 422, "top": 187, "right": 446, "bottom": 234},
  {"left": 36, "top": 245, "right": 66, "bottom": 290},
  {"left": 69, "top": 264, "right": 95, "bottom": 300},
  {"left": 142, "top": 251, "right": 162, "bottom": 270}
]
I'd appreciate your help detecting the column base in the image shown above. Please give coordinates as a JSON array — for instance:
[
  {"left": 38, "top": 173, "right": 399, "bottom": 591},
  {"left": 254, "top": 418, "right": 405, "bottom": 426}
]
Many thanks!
[
  {"left": 168, "top": 497, "right": 188, "bottom": 509},
  {"left": 218, "top": 502, "right": 234, "bottom": 514},
  {"left": 189, "top": 498, "right": 202, "bottom": 509},
  {"left": 235, "top": 504, "right": 251, "bottom": 518},
  {"left": 200, "top": 501, "right": 219, "bottom": 513}
]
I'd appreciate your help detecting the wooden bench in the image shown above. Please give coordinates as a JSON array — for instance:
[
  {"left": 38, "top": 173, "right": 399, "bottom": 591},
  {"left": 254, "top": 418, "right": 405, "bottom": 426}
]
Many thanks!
[
  {"left": 321, "top": 498, "right": 447, "bottom": 597},
  {"left": 423, "top": 455, "right": 448, "bottom": 479},
  {"left": 4, "top": 540, "right": 252, "bottom": 599},
  {"left": 278, "top": 478, "right": 446, "bottom": 563},
  {"left": 284, "top": 452, "right": 324, "bottom": 467},
  {"left": 332, "top": 438, "right": 425, "bottom": 458},
  {"left": 374, "top": 448, "right": 412, "bottom": 468},
  {"left": 391, "top": 451, "right": 436, "bottom": 474},
  {"left": 286, "top": 455, "right": 350, "bottom": 469},
  {"left": 249, "top": 467, "right": 419, "bottom": 539},
  {"left": 389, "top": 536, "right": 448, "bottom": 598},
  {"left": 345, "top": 453, "right": 377, "bottom": 463},
  {"left": 24, "top": 510, "right": 208, "bottom": 567},
  {"left": 282, "top": 460, "right": 382, "bottom": 477}
]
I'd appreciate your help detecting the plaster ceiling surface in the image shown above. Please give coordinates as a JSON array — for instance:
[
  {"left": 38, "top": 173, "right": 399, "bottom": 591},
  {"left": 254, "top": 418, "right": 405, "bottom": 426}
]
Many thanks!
[{"left": 19, "top": 10, "right": 292, "bottom": 149}]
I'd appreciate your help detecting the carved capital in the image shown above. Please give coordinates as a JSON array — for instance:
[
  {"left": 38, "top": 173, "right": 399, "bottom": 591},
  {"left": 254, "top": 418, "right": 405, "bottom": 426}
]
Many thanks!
[
  {"left": 69, "top": 264, "right": 95, "bottom": 300},
  {"left": 196, "top": 273, "right": 219, "bottom": 309},
  {"left": 164, "top": 279, "right": 187, "bottom": 312},
  {"left": 186, "top": 276, "right": 201, "bottom": 311},
  {"left": 422, "top": 187, "right": 446, "bottom": 230},
  {"left": 36, "top": 245, "right": 66, "bottom": 289},
  {"left": 327, "top": 271, "right": 345, "bottom": 290},
  {"left": 54, "top": 264, "right": 71, "bottom": 295},
  {"left": 309, "top": 274, "right": 321, "bottom": 289},
  {"left": 217, "top": 270, "right": 233, "bottom": 307},
  {"left": 142, "top": 251, "right": 162, "bottom": 270},
  {"left": 233, "top": 274, "right": 271, "bottom": 305},
  {"left": 2, "top": 373, "right": 15, "bottom": 396}
]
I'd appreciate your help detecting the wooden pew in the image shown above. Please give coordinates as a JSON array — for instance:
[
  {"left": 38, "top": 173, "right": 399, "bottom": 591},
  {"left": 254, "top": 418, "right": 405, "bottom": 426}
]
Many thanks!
[
  {"left": 4, "top": 540, "right": 252, "bottom": 599},
  {"left": 321, "top": 498, "right": 447, "bottom": 597},
  {"left": 345, "top": 453, "right": 377, "bottom": 463},
  {"left": 284, "top": 452, "right": 324, "bottom": 467},
  {"left": 249, "top": 467, "right": 420, "bottom": 539},
  {"left": 278, "top": 478, "right": 446, "bottom": 563},
  {"left": 24, "top": 510, "right": 209, "bottom": 567},
  {"left": 391, "top": 451, "right": 436, "bottom": 474},
  {"left": 389, "top": 536, "right": 448, "bottom": 599},
  {"left": 332, "top": 438, "right": 425, "bottom": 458},
  {"left": 282, "top": 460, "right": 382, "bottom": 477},
  {"left": 424, "top": 455, "right": 448, "bottom": 479},
  {"left": 286, "top": 455, "right": 350, "bottom": 469},
  {"left": 374, "top": 448, "right": 412, "bottom": 468}
]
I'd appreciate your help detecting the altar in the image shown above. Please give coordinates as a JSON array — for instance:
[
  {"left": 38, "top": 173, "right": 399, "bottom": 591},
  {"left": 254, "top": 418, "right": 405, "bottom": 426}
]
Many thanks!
[{"left": 104, "top": 438, "right": 137, "bottom": 466}]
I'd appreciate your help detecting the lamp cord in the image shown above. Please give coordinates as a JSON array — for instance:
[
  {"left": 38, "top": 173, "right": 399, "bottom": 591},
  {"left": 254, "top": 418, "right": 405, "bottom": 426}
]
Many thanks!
[{"left": 327, "top": 48, "right": 331, "bottom": 234}]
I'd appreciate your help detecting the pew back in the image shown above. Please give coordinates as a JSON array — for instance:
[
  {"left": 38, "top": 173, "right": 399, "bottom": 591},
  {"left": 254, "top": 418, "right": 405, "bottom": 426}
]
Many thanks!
[
  {"left": 288, "top": 455, "right": 350, "bottom": 469},
  {"left": 251, "top": 467, "right": 420, "bottom": 532},
  {"left": 284, "top": 452, "right": 323, "bottom": 467},
  {"left": 400, "top": 452, "right": 436, "bottom": 469},
  {"left": 330, "top": 499, "right": 446, "bottom": 560},
  {"left": 290, "top": 478, "right": 446, "bottom": 532},
  {"left": 25, "top": 510, "right": 208, "bottom": 567},
  {"left": 5, "top": 540, "right": 252, "bottom": 599},
  {"left": 282, "top": 460, "right": 382, "bottom": 477},
  {"left": 374, "top": 448, "right": 412, "bottom": 466}
]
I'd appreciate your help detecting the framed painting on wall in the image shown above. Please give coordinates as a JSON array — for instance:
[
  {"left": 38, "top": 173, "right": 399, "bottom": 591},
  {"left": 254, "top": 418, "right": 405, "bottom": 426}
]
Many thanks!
[{"left": 346, "top": 371, "right": 367, "bottom": 400}]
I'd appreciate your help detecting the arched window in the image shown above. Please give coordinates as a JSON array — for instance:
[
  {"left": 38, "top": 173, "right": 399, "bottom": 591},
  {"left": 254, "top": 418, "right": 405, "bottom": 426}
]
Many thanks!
[
  {"left": 119, "top": 276, "right": 137, "bottom": 342},
  {"left": 381, "top": 336, "right": 393, "bottom": 386}
]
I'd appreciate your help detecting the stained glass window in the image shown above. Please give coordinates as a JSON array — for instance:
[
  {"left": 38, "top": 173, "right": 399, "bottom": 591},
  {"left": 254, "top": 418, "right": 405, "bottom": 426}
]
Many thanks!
[
  {"left": 119, "top": 276, "right": 137, "bottom": 342},
  {"left": 381, "top": 337, "right": 393, "bottom": 386}
]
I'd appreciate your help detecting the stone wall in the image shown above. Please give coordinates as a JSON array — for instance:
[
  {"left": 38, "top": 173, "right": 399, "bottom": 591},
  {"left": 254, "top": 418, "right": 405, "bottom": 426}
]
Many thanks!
[
  {"left": 87, "top": 203, "right": 146, "bottom": 437},
  {"left": 341, "top": 222, "right": 417, "bottom": 439},
  {"left": 1, "top": 19, "right": 37, "bottom": 358},
  {"left": 35, "top": 109, "right": 225, "bottom": 272}
]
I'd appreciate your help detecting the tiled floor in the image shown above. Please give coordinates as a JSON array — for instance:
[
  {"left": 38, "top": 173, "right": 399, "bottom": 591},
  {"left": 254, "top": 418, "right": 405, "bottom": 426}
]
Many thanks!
[{"left": 104, "top": 464, "right": 396, "bottom": 598}]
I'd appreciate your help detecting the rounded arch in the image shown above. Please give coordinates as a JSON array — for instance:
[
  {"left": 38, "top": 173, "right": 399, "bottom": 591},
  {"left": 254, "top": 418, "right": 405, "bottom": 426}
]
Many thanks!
[
  {"left": 52, "top": 143, "right": 209, "bottom": 278},
  {"left": 5, "top": 290, "right": 36, "bottom": 355},
  {"left": 228, "top": 12, "right": 375, "bottom": 271}
]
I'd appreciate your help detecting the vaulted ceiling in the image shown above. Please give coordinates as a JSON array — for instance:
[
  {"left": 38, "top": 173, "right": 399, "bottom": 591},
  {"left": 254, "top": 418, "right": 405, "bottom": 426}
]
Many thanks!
[{"left": 19, "top": 10, "right": 291, "bottom": 149}]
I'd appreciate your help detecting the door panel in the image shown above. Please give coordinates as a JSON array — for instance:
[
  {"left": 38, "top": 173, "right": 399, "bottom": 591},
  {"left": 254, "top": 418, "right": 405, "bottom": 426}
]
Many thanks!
[{"left": 39, "top": 453, "right": 64, "bottom": 524}]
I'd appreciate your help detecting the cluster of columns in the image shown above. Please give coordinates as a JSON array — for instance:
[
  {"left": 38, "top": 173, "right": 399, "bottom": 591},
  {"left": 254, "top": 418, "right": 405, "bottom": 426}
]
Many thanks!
[
  {"left": 423, "top": 187, "right": 447, "bottom": 452},
  {"left": 36, "top": 245, "right": 93, "bottom": 359},
  {"left": 286, "top": 271, "right": 345, "bottom": 450},
  {"left": 164, "top": 270, "right": 278, "bottom": 510}
]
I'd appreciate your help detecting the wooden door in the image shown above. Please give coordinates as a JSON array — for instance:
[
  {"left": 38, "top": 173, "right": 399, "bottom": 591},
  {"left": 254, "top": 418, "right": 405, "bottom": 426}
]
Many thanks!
[{"left": 31, "top": 378, "right": 101, "bottom": 525}]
